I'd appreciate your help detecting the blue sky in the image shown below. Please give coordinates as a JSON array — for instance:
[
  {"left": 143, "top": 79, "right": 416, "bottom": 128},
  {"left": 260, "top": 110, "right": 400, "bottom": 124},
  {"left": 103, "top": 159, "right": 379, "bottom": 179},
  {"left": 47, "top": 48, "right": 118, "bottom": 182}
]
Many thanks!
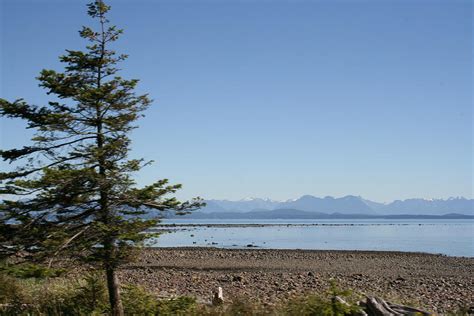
[{"left": 1, "top": 0, "right": 472, "bottom": 202}]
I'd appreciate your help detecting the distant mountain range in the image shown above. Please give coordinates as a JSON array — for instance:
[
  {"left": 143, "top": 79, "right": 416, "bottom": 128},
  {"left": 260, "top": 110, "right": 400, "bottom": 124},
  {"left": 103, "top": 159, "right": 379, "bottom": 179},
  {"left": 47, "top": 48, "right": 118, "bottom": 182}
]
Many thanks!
[{"left": 186, "top": 195, "right": 474, "bottom": 218}]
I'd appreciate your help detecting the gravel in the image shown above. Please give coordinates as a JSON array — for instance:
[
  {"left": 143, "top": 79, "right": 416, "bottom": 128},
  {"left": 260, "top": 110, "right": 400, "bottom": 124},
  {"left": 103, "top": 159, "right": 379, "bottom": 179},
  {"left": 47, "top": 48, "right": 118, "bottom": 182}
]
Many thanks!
[{"left": 120, "top": 247, "right": 474, "bottom": 313}]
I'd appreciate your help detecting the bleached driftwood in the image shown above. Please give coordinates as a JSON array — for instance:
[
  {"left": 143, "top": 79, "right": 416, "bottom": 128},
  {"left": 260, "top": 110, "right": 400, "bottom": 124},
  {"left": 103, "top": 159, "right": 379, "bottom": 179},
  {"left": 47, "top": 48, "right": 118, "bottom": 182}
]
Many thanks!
[
  {"left": 366, "top": 297, "right": 432, "bottom": 316},
  {"left": 367, "top": 297, "right": 402, "bottom": 316},
  {"left": 212, "top": 286, "right": 224, "bottom": 306},
  {"left": 334, "top": 296, "right": 368, "bottom": 316},
  {"left": 388, "top": 303, "right": 431, "bottom": 315}
]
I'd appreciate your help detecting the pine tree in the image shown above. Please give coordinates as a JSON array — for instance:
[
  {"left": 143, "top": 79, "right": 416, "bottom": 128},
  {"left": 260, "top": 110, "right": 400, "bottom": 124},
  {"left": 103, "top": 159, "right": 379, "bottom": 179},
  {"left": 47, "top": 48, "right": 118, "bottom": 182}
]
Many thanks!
[{"left": 0, "top": 2, "right": 202, "bottom": 315}]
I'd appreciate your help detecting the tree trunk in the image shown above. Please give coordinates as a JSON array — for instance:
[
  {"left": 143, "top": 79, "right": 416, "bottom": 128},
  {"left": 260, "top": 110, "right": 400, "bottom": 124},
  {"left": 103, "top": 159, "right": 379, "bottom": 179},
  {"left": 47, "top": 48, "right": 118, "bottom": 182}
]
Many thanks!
[{"left": 106, "top": 266, "right": 124, "bottom": 316}]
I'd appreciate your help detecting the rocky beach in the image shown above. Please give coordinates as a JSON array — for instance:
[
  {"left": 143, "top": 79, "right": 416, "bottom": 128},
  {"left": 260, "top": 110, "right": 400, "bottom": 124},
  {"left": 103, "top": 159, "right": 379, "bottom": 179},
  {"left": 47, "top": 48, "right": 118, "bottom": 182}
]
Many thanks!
[{"left": 120, "top": 248, "right": 474, "bottom": 314}]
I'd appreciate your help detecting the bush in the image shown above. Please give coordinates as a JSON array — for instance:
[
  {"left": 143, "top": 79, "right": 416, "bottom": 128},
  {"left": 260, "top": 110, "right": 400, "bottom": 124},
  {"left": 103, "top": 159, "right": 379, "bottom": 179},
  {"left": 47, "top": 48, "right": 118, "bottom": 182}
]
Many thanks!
[
  {"left": 121, "top": 285, "right": 197, "bottom": 315},
  {"left": 121, "top": 284, "right": 158, "bottom": 315},
  {"left": 0, "top": 270, "right": 200, "bottom": 316},
  {"left": 0, "top": 273, "right": 25, "bottom": 313},
  {"left": 0, "top": 262, "right": 65, "bottom": 279},
  {"left": 72, "top": 272, "right": 109, "bottom": 315},
  {"left": 222, "top": 298, "right": 270, "bottom": 316},
  {"left": 195, "top": 297, "right": 273, "bottom": 316},
  {"left": 282, "top": 281, "right": 361, "bottom": 316},
  {"left": 0, "top": 271, "right": 109, "bottom": 316},
  {"left": 156, "top": 296, "right": 197, "bottom": 315}
]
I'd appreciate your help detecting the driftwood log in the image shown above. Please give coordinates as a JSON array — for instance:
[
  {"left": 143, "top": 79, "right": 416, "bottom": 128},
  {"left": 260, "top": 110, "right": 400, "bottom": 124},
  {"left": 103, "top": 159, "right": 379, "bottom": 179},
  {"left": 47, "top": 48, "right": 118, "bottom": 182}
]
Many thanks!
[
  {"left": 211, "top": 287, "right": 224, "bottom": 306},
  {"left": 335, "top": 295, "right": 432, "bottom": 316},
  {"left": 366, "top": 296, "right": 432, "bottom": 316},
  {"left": 389, "top": 303, "right": 432, "bottom": 315},
  {"left": 366, "top": 297, "right": 401, "bottom": 316},
  {"left": 334, "top": 296, "right": 368, "bottom": 316}
]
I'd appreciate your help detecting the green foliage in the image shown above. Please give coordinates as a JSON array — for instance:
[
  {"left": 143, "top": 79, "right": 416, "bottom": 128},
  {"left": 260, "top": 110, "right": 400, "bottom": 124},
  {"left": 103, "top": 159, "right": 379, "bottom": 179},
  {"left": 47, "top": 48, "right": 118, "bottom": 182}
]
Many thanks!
[
  {"left": 156, "top": 296, "right": 197, "bottom": 315},
  {"left": 73, "top": 272, "right": 109, "bottom": 314},
  {"left": 282, "top": 281, "right": 361, "bottom": 316},
  {"left": 0, "top": 271, "right": 108, "bottom": 315},
  {"left": 283, "top": 295, "right": 341, "bottom": 316},
  {"left": 0, "top": 262, "right": 65, "bottom": 279},
  {"left": 190, "top": 298, "right": 272, "bottom": 316},
  {"left": 0, "top": 272, "right": 199, "bottom": 316},
  {"left": 121, "top": 284, "right": 197, "bottom": 315},
  {"left": 219, "top": 298, "right": 269, "bottom": 316},
  {"left": 0, "top": 273, "right": 79, "bottom": 315},
  {"left": 0, "top": 273, "right": 24, "bottom": 308},
  {"left": 121, "top": 285, "right": 159, "bottom": 315}
]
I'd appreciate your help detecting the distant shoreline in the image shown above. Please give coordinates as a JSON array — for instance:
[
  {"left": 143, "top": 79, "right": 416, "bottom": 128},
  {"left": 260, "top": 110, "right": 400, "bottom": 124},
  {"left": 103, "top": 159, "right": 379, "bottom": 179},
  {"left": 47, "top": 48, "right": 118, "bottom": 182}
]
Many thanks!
[
  {"left": 152, "top": 221, "right": 471, "bottom": 230},
  {"left": 165, "top": 213, "right": 474, "bottom": 220},
  {"left": 163, "top": 211, "right": 474, "bottom": 220}
]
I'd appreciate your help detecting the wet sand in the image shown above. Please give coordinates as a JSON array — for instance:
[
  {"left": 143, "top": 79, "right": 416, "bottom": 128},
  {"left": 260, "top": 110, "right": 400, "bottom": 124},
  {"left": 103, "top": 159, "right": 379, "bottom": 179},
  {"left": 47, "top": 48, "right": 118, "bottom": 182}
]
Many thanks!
[{"left": 120, "top": 247, "right": 474, "bottom": 313}]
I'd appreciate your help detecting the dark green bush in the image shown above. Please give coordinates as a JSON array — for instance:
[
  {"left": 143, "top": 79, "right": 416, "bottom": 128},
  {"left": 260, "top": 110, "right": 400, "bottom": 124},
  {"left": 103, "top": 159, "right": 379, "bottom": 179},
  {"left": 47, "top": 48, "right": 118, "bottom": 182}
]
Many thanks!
[
  {"left": 156, "top": 296, "right": 197, "bottom": 315},
  {"left": 121, "top": 284, "right": 159, "bottom": 315},
  {"left": 0, "top": 271, "right": 108, "bottom": 316},
  {"left": 0, "top": 271, "right": 199, "bottom": 316},
  {"left": 0, "top": 262, "right": 65, "bottom": 279},
  {"left": 222, "top": 298, "right": 270, "bottom": 316},
  {"left": 121, "top": 285, "right": 197, "bottom": 315},
  {"left": 72, "top": 272, "right": 109, "bottom": 314},
  {"left": 282, "top": 281, "right": 361, "bottom": 316},
  {"left": 195, "top": 298, "right": 273, "bottom": 316},
  {"left": 0, "top": 273, "right": 25, "bottom": 314}
]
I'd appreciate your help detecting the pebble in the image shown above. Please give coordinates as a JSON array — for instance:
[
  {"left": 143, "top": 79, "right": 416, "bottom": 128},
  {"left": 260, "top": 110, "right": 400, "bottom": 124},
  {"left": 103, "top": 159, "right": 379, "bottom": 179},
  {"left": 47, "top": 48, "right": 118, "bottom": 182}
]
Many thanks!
[{"left": 120, "top": 248, "right": 474, "bottom": 313}]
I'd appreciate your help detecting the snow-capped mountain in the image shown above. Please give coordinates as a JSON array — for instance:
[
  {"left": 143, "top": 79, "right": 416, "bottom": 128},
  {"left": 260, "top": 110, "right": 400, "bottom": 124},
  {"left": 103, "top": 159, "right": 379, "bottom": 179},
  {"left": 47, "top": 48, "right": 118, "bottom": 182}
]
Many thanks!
[
  {"left": 199, "top": 195, "right": 473, "bottom": 216},
  {"left": 277, "top": 195, "right": 376, "bottom": 214},
  {"left": 201, "top": 197, "right": 280, "bottom": 213},
  {"left": 373, "top": 197, "right": 474, "bottom": 215}
]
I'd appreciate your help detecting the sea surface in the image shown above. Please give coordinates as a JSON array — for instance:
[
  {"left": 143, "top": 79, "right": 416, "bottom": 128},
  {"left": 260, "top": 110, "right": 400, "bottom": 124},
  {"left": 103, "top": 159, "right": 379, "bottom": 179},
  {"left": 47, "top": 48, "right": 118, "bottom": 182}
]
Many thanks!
[{"left": 149, "top": 219, "right": 474, "bottom": 257}]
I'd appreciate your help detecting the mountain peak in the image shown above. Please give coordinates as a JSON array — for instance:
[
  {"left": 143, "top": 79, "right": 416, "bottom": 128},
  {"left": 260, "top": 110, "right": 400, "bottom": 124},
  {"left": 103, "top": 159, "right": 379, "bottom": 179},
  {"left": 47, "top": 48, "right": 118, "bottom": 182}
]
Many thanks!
[
  {"left": 200, "top": 195, "right": 473, "bottom": 216},
  {"left": 240, "top": 197, "right": 278, "bottom": 202},
  {"left": 341, "top": 195, "right": 362, "bottom": 200},
  {"left": 299, "top": 195, "right": 318, "bottom": 200}
]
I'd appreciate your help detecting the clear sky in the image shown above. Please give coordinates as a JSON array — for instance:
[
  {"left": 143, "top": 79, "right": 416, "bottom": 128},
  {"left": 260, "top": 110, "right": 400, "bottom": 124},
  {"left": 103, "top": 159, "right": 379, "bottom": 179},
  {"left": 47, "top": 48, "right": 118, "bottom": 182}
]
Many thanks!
[{"left": 1, "top": 0, "right": 472, "bottom": 202}]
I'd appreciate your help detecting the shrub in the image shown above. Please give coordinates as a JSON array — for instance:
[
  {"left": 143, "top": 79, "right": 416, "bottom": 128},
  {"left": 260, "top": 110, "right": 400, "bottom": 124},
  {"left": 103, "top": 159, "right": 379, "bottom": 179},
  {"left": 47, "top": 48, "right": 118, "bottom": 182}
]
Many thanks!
[
  {"left": 0, "top": 273, "right": 26, "bottom": 313},
  {"left": 222, "top": 298, "right": 270, "bottom": 316},
  {"left": 282, "top": 281, "right": 361, "bottom": 316},
  {"left": 156, "top": 296, "right": 197, "bottom": 315},
  {"left": 195, "top": 298, "right": 273, "bottom": 316},
  {"left": 0, "top": 271, "right": 109, "bottom": 316},
  {"left": 72, "top": 272, "right": 109, "bottom": 315},
  {"left": 0, "top": 262, "right": 65, "bottom": 279},
  {"left": 121, "top": 285, "right": 197, "bottom": 315},
  {"left": 121, "top": 284, "right": 159, "bottom": 315}
]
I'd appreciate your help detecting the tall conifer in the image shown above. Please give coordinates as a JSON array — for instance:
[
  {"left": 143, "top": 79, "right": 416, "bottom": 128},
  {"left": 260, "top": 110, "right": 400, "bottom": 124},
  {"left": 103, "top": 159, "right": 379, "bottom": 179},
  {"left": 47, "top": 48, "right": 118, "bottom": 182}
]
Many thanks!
[{"left": 0, "top": 2, "right": 202, "bottom": 314}]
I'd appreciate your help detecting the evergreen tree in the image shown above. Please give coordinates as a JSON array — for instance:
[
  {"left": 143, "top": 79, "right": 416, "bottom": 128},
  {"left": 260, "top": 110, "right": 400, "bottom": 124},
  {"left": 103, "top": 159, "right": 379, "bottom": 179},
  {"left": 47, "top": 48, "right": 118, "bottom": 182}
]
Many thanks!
[{"left": 0, "top": 2, "right": 202, "bottom": 315}]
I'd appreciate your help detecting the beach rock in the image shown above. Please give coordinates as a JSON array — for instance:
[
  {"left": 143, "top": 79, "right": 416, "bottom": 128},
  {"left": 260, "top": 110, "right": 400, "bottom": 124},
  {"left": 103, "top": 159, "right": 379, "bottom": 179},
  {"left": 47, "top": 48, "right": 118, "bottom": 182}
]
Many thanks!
[{"left": 119, "top": 248, "right": 473, "bottom": 313}]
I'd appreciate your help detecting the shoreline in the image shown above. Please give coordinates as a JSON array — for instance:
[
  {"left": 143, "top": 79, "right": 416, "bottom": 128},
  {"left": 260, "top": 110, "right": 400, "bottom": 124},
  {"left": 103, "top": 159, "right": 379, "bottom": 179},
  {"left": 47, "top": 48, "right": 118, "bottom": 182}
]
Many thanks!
[
  {"left": 153, "top": 222, "right": 459, "bottom": 227},
  {"left": 121, "top": 247, "right": 474, "bottom": 313},
  {"left": 147, "top": 246, "right": 472, "bottom": 258}
]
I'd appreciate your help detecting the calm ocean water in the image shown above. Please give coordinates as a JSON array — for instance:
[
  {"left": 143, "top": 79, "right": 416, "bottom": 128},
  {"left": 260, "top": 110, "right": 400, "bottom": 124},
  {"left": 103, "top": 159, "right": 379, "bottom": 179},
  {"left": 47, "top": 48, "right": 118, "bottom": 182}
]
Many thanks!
[{"left": 150, "top": 219, "right": 474, "bottom": 257}]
